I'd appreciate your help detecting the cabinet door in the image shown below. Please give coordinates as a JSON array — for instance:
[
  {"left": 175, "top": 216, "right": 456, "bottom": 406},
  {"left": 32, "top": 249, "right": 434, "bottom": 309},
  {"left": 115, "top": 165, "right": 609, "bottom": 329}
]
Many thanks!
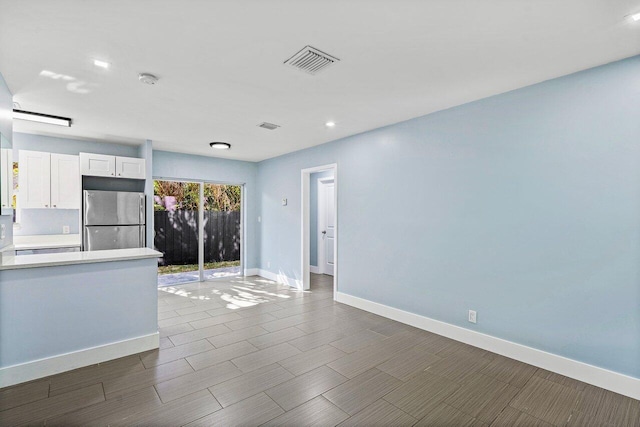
[
  {"left": 80, "top": 152, "right": 116, "bottom": 177},
  {"left": 1, "top": 148, "right": 11, "bottom": 209},
  {"left": 51, "top": 153, "right": 80, "bottom": 209},
  {"left": 116, "top": 156, "right": 145, "bottom": 179},
  {"left": 18, "top": 150, "right": 51, "bottom": 208}
]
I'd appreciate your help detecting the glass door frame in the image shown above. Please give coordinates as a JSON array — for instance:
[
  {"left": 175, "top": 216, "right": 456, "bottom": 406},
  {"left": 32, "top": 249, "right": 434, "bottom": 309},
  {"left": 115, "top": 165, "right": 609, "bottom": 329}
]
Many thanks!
[{"left": 153, "top": 176, "right": 245, "bottom": 284}]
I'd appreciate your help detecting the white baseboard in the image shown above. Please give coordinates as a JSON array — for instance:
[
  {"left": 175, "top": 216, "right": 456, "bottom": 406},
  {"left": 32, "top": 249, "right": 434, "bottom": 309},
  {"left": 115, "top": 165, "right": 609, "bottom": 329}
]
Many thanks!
[
  {"left": 336, "top": 292, "right": 640, "bottom": 400},
  {"left": 309, "top": 265, "right": 320, "bottom": 274},
  {"left": 257, "top": 269, "right": 303, "bottom": 290},
  {"left": 243, "top": 268, "right": 259, "bottom": 276},
  {"left": 0, "top": 332, "right": 159, "bottom": 388},
  {"left": 257, "top": 268, "right": 278, "bottom": 282}
]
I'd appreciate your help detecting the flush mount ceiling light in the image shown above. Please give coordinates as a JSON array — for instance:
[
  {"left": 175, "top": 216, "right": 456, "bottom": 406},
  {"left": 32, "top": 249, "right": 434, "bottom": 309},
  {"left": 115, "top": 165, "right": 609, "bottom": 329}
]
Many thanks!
[
  {"left": 13, "top": 109, "right": 72, "bottom": 127},
  {"left": 139, "top": 73, "right": 159, "bottom": 85},
  {"left": 325, "top": 121, "right": 336, "bottom": 127},
  {"left": 631, "top": 12, "right": 640, "bottom": 21},
  {"left": 209, "top": 142, "right": 231, "bottom": 150},
  {"left": 93, "top": 59, "right": 110, "bottom": 69}
]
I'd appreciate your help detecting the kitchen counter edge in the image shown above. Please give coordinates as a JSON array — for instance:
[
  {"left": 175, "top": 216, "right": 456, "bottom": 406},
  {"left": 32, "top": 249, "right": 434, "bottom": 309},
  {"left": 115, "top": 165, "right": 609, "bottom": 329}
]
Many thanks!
[{"left": 0, "top": 248, "right": 162, "bottom": 271}]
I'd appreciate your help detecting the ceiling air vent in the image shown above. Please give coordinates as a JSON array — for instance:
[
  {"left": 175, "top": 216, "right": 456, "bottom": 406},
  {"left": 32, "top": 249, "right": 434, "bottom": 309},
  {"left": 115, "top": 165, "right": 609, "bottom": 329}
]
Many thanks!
[
  {"left": 284, "top": 45, "right": 339, "bottom": 75},
  {"left": 258, "top": 122, "right": 280, "bottom": 130}
]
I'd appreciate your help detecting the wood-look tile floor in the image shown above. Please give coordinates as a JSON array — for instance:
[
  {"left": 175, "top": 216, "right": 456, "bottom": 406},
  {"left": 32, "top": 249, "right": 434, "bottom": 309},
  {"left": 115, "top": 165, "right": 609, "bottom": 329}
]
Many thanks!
[{"left": 1, "top": 274, "right": 639, "bottom": 426}]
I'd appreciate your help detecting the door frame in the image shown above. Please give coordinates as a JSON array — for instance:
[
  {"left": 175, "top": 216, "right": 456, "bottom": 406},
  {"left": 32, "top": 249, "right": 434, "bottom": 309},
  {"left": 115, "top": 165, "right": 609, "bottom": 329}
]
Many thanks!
[
  {"left": 317, "top": 177, "right": 335, "bottom": 276},
  {"left": 152, "top": 177, "right": 246, "bottom": 284},
  {"left": 300, "top": 163, "right": 338, "bottom": 297}
]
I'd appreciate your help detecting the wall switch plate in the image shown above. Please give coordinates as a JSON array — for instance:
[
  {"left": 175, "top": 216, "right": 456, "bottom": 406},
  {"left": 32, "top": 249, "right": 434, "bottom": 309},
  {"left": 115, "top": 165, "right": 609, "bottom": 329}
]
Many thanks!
[
  {"left": 258, "top": 216, "right": 261, "bottom": 223},
  {"left": 0, "top": 224, "right": 5, "bottom": 240},
  {"left": 282, "top": 198, "right": 287, "bottom": 206},
  {"left": 267, "top": 261, "right": 271, "bottom": 268},
  {"left": 468, "top": 310, "right": 477, "bottom": 324},
  {"left": 62, "top": 225, "right": 70, "bottom": 234}
]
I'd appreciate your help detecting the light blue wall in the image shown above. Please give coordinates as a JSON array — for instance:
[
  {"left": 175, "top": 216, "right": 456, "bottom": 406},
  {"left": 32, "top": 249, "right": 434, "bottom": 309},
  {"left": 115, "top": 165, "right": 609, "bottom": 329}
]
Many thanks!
[
  {"left": 310, "top": 170, "right": 334, "bottom": 267},
  {"left": 0, "top": 258, "right": 158, "bottom": 368},
  {"left": 257, "top": 55, "right": 640, "bottom": 378},
  {"left": 153, "top": 150, "right": 259, "bottom": 269},
  {"left": 13, "top": 132, "right": 140, "bottom": 157},
  {"left": 0, "top": 73, "right": 13, "bottom": 250},
  {"left": 0, "top": 213, "right": 13, "bottom": 249},
  {"left": 15, "top": 209, "right": 79, "bottom": 235},
  {"left": 139, "top": 140, "right": 154, "bottom": 248},
  {"left": 0, "top": 73, "right": 11, "bottom": 142}
]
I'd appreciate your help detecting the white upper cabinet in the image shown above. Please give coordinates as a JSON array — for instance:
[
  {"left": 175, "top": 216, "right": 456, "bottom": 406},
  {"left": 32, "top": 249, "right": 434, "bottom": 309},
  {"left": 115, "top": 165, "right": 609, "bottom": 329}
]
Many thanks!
[
  {"left": 19, "top": 150, "right": 81, "bottom": 209},
  {"left": 80, "top": 152, "right": 116, "bottom": 177},
  {"left": 80, "top": 153, "right": 145, "bottom": 179},
  {"left": 50, "top": 153, "right": 80, "bottom": 209},
  {"left": 116, "top": 156, "right": 145, "bottom": 179},
  {"left": 19, "top": 150, "right": 51, "bottom": 208},
  {"left": 1, "top": 148, "right": 13, "bottom": 209}
]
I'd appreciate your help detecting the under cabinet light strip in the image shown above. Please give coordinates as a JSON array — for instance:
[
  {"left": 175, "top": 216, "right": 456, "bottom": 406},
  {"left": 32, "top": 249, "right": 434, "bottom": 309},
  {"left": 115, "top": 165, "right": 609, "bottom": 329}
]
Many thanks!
[{"left": 13, "top": 109, "right": 72, "bottom": 127}]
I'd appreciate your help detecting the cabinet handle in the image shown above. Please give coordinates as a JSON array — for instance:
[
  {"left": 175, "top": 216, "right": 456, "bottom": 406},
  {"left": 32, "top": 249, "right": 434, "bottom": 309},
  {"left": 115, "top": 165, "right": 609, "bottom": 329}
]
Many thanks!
[
  {"left": 111, "top": 173, "right": 115, "bottom": 176},
  {"left": 118, "top": 173, "right": 121, "bottom": 176},
  {"left": 45, "top": 204, "right": 48, "bottom": 207},
  {"left": 53, "top": 205, "right": 57, "bottom": 208}
]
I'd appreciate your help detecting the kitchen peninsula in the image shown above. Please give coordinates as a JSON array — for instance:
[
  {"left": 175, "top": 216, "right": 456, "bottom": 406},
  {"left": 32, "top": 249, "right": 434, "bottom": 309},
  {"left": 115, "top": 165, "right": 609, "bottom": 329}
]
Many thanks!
[{"left": 0, "top": 247, "right": 161, "bottom": 388}]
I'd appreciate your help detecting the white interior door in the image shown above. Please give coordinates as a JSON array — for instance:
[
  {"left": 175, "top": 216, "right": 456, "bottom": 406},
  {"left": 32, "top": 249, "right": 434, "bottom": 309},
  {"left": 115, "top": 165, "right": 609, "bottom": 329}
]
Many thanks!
[{"left": 319, "top": 180, "right": 335, "bottom": 276}]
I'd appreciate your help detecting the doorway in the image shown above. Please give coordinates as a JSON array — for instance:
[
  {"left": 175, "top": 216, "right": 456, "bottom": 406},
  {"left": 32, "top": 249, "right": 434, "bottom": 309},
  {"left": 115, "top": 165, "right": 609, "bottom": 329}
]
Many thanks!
[
  {"left": 316, "top": 177, "right": 335, "bottom": 276},
  {"left": 301, "top": 164, "right": 337, "bottom": 296},
  {"left": 153, "top": 179, "right": 243, "bottom": 286}
]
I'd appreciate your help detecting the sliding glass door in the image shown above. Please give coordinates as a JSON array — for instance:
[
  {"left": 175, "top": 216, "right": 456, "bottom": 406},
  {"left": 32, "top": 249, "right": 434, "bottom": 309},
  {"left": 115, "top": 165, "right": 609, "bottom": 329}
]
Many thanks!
[
  {"left": 153, "top": 179, "right": 243, "bottom": 286},
  {"left": 203, "top": 183, "right": 242, "bottom": 279},
  {"left": 154, "top": 180, "right": 201, "bottom": 286}
]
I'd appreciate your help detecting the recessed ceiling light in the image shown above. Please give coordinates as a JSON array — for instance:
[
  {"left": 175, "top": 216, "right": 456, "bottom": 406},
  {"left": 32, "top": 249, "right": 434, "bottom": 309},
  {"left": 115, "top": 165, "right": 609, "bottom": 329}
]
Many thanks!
[
  {"left": 93, "top": 59, "right": 110, "bottom": 69},
  {"left": 13, "top": 109, "right": 72, "bottom": 127},
  {"left": 631, "top": 12, "right": 640, "bottom": 21},
  {"left": 210, "top": 142, "right": 231, "bottom": 150},
  {"left": 325, "top": 121, "right": 336, "bottom": 127}
]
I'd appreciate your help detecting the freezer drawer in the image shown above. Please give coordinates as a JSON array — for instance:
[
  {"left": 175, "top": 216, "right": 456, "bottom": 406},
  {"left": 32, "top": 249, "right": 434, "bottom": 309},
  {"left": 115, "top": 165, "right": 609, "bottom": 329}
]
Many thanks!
[
  {"left": 84, "top": 190, "right": 145, "bottom": 225},
  {"left": 83, "top": 225, "right": 145, "bottom": 251}
]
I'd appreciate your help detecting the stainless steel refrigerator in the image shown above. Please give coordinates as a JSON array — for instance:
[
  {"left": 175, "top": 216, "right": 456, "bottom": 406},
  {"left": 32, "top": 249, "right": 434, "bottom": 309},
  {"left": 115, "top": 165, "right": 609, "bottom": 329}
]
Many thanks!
[{"left": 83, "top": 190, "right": 146, "bottom": 251}]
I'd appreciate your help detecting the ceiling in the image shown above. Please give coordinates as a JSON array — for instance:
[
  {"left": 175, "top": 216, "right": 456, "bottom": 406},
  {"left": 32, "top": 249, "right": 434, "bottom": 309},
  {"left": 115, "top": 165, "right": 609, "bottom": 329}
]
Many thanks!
[{"left": 0, "top": 1, "right": 639, "bottom": 162}]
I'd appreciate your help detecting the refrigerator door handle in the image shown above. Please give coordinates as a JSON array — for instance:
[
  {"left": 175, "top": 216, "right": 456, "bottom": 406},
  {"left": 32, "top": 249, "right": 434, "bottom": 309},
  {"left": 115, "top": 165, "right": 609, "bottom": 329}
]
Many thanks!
[
  {"left": 140, "top": 194, "right": 145, "bottom": 225},
  {"left": 140, "top": 225, "right": 146, "bottom": 248}
]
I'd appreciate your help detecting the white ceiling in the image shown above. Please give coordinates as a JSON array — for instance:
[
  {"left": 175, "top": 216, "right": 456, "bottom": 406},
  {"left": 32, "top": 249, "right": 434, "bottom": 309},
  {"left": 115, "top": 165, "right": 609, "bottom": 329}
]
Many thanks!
[{"left": 0, "top": 0, "right": 639, "bottom": 162}]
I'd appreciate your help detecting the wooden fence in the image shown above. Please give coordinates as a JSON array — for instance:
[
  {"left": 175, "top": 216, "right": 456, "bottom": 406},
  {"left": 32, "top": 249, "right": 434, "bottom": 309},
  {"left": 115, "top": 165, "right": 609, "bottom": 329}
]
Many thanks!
[{"left": 154, "top": 210, "right": 241, "bottom": 266}]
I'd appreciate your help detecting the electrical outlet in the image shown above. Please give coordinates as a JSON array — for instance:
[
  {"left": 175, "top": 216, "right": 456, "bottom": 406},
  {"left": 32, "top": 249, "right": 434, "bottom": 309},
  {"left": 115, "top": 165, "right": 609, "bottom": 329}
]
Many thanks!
[
  {"left": 267, "top": 261, "right": 271, "bottom": 268},
  {"left": 62, "top": 225, "right": 70, "bottom": 234},
  {"left": 468, "top": 310, "right": 477, "bottom": 324},
  {"left": 282, "top": 198, "right": 287, "bottom": 206},
  {"left": 0, "top": 224, "right": 5, "bottom": 240},
  {"left": 258, "top": 216, "right": 261, "bottom": 223}
]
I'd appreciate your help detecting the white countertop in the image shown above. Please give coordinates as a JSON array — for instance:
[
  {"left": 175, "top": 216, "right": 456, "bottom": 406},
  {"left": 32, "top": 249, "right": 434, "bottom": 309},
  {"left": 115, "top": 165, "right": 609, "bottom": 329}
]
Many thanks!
[
  {"left": 0, "top": 247, "right": 162, "bottom": 271},
  {"left": 13, "top": 234, "right": 82, "bottom": 250}
]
